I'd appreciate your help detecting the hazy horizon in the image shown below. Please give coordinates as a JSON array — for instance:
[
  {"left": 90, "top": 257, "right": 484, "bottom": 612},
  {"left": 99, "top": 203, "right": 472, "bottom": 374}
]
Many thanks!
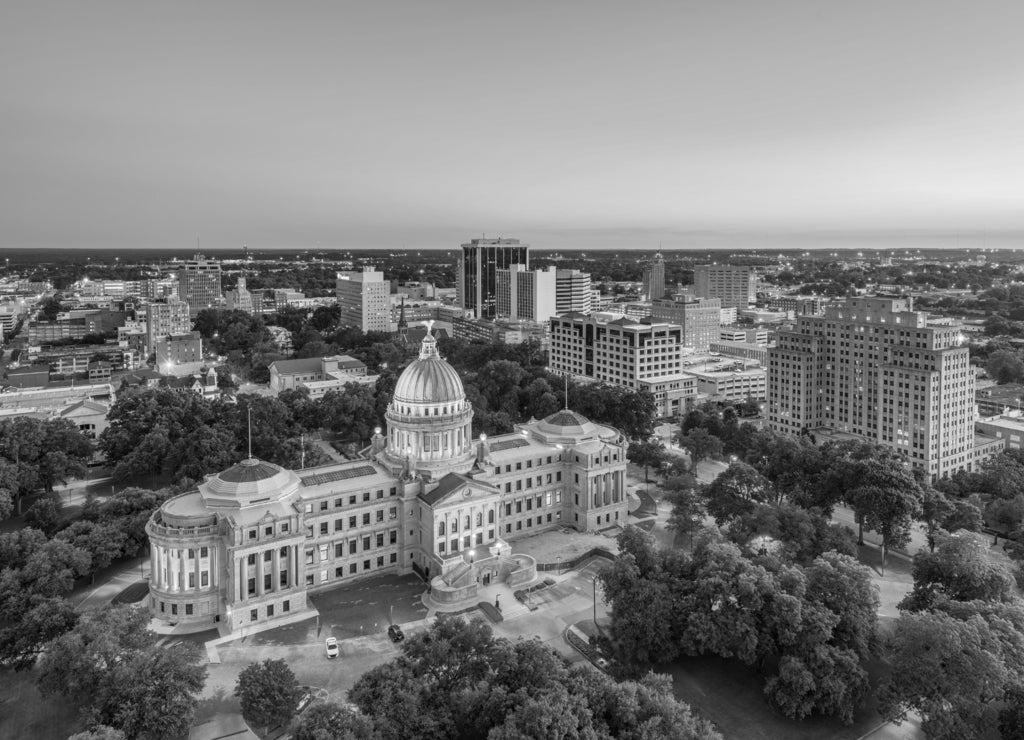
[{"left": 5, "top": 2, "right": 1024, "bottom": 251}]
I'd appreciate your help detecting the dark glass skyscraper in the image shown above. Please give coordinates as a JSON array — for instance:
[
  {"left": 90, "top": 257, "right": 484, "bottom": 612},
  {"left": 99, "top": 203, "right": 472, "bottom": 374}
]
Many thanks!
[{"left": 457, "top": 238, "right": 529, "bottom": 319}]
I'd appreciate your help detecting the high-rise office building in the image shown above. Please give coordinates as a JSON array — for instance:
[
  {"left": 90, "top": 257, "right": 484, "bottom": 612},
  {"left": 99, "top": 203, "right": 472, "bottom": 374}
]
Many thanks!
[
  {"left": 555, "top": 269, "right": 593, "bottom": 315},
  {"left": 225, "top": 276, "right": 255, "bottom": 314},
  {"left": 145, "top": 297, "right": 193, "bottom": 354},
  {"left": 457, "top": 238, "right": 529, "bottom": 319},
  {"left": 693, "top": 264, "right": 756, "bottom": 309},
  {"left": 336, "top": 267, "right": 390, "bottom": 333},
  {"left": 495, "top": 265, "right": 557, "bottom": 322},
  {"left": 641, "top": 253, "right": 666, "bottom": 301},
  {"left": 177, "top": 254, "right": 223, "bottom": 318},
  {"left": 767, "top": 296, "right": 1002, "bottom": 479},
  {"left": 650, "top": 297, "right": 722, "bottom": 352}
]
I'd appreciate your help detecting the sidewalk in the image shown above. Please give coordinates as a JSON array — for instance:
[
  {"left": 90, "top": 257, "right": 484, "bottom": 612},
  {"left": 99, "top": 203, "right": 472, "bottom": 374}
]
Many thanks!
[{"left": 73, "top": 556, "right": 151, "bottom": 610}]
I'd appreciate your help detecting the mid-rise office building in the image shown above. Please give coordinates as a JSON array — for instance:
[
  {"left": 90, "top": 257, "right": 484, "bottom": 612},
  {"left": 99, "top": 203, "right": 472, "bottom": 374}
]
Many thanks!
[
  {"left": 549, "top": 313, "right": 683, "bottom": 392},
  {"left": 693, "top": 264, "right": 756, "bottom": 309},
  {"left": 155, "top": 332, "right": 204, "bottom": 376},
  {"left": 555, "top": 270, "right": 593, "bottom": 315},
  {"left": 177, "top": 255, "right": 223, "bottom": 317},
  {"left": 650, "top": 298, "right": 721, "bottom": 352},
  {"left": 495, "top": 265, "right": 557, "bottom": 322},
  {"left": 145, "top": 297, "right": 193, "bottom": 354},
  {"left": 336, "top": 268, "right": 390, "bottom": 333},
  {"left": 145, "top": 329, "right": 628, "bottom": 633},
  {"left": 641, "top": 253, "right": 666, "bottom": 301},
  {"left": 457, "top": 238, "right": 530, "bottom": 319},
  {"left": 768, "top": 296, "right": 1000, "bottom": 479}
]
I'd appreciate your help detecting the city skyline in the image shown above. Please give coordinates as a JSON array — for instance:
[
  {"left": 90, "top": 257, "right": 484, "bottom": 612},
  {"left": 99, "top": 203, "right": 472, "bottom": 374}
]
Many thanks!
[{"left": 4, "top": 2, "right": 1024, "bottom": 251}]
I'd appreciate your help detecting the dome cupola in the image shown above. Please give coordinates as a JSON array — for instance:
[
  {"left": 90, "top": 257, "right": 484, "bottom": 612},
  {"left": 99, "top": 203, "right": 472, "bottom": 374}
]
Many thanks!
[{"left": 380, "top": 323, "right": 475, "bottom": 478}]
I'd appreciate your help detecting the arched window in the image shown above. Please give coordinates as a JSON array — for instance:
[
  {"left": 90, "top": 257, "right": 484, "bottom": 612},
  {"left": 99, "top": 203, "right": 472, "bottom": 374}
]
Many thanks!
[
  {"left": 464, "top": 516, "right": 471, "bottom": 530},
  {"left": 476, "top": 513, "right": 482, "bottom": 527},
  {"left": 488, "top": 509, "right": 494, "bottom": 524},
  {"left": 438, "top": 521, "right": 445, "bottom": 536}
]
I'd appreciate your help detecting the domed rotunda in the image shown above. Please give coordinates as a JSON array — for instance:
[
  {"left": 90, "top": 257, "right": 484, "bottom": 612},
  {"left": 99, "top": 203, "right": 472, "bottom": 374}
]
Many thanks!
[{"left": 378, "top": 327, "right": 475, "bottom": 478}]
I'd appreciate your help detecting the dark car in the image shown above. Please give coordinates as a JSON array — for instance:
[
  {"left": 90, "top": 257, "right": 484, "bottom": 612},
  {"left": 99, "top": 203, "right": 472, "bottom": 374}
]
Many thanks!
[{"left": 387, "top": 624, "right": 404, "bottom": 643}]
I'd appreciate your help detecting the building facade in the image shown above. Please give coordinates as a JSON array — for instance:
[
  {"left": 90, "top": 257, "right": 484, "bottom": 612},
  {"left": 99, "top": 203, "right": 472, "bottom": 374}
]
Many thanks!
[
  {"left": 650, "top": 298, "right": 721, "bottom": 352},
  {"left": 555, "top": 269, "right": 593, "bottom": 315},
  {"left": 225, "top": 276, "right": 255, "bottom": 313},
  {"left": 768, "top": 296, "right": 996, "bottom": 479},
  {"left": 457, "top": 238, "right": 530, "bottom": 319},
  {"left": 641, "top": 253, "right": 666, "bottom": 301},
  {"left": 336, "top": 267, "right": 390, "bottom": 333},
  {"left": 177, "top": 255, "right": 223, "bottom": 318},
  {"left": 145, "top": 298, "right": 193, "bottom": 355},
  {"left": 146, "top": 329, "right": 628, "bottom": 632},
  {"left": 495, "top": 265, "right": 557, "bottom": 322},
  {"left": 549, "top": 313, "right": 683, "bottom": 389},
  {"left": 693, "top": 264, "right": 756, "bottom": 309}
]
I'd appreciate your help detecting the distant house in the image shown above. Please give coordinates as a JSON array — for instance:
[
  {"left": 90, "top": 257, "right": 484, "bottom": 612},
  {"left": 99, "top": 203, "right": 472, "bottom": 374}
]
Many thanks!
[
  {"left": 59, "top": 398, "right": 110, "bottom": 439},
  {"left": 163, "top": 366, "right": 220, "bottom": 400},
  {"left": 268, "top": 355, "right": 373, "bottom": 395}
]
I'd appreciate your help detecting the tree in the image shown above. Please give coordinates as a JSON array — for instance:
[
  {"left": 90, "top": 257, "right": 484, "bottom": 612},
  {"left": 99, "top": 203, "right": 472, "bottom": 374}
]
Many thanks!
[
  {"left": 294, "top": 702, "right": 379, "bottom": 740},
  {"left": 235, "top": 659, "right": 303, "bottom": 730},
  {"left": 675, "top": 428, "right": 721, "bottom": 468},
  {"left": 986, "top": 349, "right": 1024, "bottom": 384},
  {"left": 848, "top": 459, "right": 923, "bottom": 574},
  {"left": 879, "top": 611, "right": 1018, "bottom": 739},
  {"left": 39, "top": 606, "right": 206, "bottom": 739},
  {"left": 900, "top": 532, "right": 1017, "bottom": 612},
  {"left": 665, "top": 479, "right": 705, "bottom": 550},
  {"left": 627, "top": 440, "right": 667, "bottom": 482},
  {"left": 703, "top": 462, "right": 774, "bottom": 524}
]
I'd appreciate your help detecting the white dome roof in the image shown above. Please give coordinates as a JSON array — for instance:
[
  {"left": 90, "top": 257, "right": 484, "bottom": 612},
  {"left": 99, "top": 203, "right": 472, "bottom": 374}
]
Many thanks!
[{"left": 392, "top": 332, "right": 465, "bottom": 405}]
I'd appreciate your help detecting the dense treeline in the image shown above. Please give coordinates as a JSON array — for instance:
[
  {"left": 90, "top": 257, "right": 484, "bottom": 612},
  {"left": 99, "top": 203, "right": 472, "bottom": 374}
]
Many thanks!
[{"left": 291, "top": 615, "right": 722, "bottom": 740}]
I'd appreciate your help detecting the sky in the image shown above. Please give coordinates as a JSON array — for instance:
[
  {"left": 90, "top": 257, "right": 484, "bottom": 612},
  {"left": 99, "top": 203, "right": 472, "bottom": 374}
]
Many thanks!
[{"left": 3, "top": 1, "right": 1024, "bottom": 251}]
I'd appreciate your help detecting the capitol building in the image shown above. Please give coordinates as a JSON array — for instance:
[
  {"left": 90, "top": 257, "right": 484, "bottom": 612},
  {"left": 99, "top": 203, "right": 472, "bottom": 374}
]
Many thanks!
[{"left": 146, "top": 330, "right": 629, "bottom": 633}]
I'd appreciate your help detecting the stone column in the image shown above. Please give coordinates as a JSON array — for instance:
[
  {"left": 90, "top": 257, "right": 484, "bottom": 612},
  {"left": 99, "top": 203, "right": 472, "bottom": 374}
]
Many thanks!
[
  {"left": 178, "top": 551, "right": 188, "bottom": 593},
  {"left": 150, "top": 546, "right": 158, "bottom": 587},
  {"left": 256, "top": 552, "right": 265, "bottom": 596},
  {"left": 165, "top": 548, "right": 174, "bottom": 591},
  {"left": 194, "top": 550, "right": 202, "bottom": 591}
]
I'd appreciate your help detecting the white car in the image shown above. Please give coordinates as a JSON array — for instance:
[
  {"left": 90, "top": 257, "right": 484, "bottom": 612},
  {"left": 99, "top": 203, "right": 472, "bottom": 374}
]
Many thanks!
[{"left": 325, "top": 637, "right": 339, "bottom": 659}]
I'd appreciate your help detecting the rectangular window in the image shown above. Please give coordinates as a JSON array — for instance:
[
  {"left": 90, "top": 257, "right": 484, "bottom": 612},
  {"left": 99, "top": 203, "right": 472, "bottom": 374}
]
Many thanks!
[
  {"left": 281, "top": 523, "right": 289, "bottom": 533},
  {"left": 247, "top": 578, "right": 256, "bottom": 595},
  {"left": 350, "top": 541, "right": 358, "bottom": 554},
  {"left": 389, "top": 507, "right": 397, "bottom": 519},
  {"left": 349, "top": 495, "right": 356, "bottom": 505},
  {"left": 516, "top": 521, "right": 522, "bottom": 530},
  {"left": 247, "top": 553, "right": 256, "bottom": 566},
  {"left": 363, "top": 513, "right": 370, "bottom": 526},
  {"left": 188, "top": 573, "right": 195, "bottom": 588},
  {"left": 305, "top": 550, "right": 314, "bottom": 564},
  {"left": 349, "top": 563, "right": 357, "bottom": 574},
  {"left": 250, "top": 608, "right": 258, "bottom": 621},
  {"left": 264, "top": 550, "right": 272, "bottom": 561},
  {"left": 320, "top": 522, "right": 328, "bottom": 535},
  {"left": 377, "top": 556, "right": 384, "bottom": 567},
  {"left": 390, "top": 487, "right": 397, "bottom": 496},
  {"left": 506, "top": 524, "right": 511, "bottom": 533},
  {"left": 376, "top": 510, "right": 384, "bottom": 522},
  {"left": 390, "top": 553, "right": 397, "bottom": 563},
  {"left": 334, "top": 519, "right": 343, "bottom": 532},
  {"left": 377, "top": 489, "right": 384, "bottom": 499},
  {"left": 363, "top": 536, "right": 371, "bottom": 550},
  {"left": 280, "top": 572, "right": 288, "bottom": 587},
  {"left": 283, "top": 600, "right": 290, "bottom": 613},
  {"left": 335, "top": 566, "right": 344, "bottom": 578},
  {"left": 363, "top": 492, "right": 370, "bottom": 502},
  {"left": 267, "top": 604, "right": 274, "bottom": 617},
  {"left": 349, "top": 516, "right": 357, "bottom": 528},
  {"left": 335, "top": 498, "right": 343, "bottom": 508},
  {"left": 305, "top": 574, "right": 314, "bottom": 585},
  {"left": 451, "top": 538, "right": 458, "bottom": 552},
  {"left": 376, "top": 533, "right": 384, "bottom": 547},
  {"left": 200, "top": 546, "right": 209, "bottom": 558},
  {"left": 201, "top": 571, "right": 209, "bottom": 587},
  {"left": 488, "top": 528, "right": 494, "bottom": 539},
  {"left": 363, "top": 560, "right": 371, "bottom": 570},
  {"left": 319, "top": 501, "right": 328, "bottom": 511},
  {"left": 264, "top": 573, "right": 272, "bottom": 591}
]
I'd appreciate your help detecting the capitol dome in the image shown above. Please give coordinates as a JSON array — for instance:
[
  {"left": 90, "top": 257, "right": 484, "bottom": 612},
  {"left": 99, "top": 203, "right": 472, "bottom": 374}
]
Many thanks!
[
  {"left": 392, "top": 332, "right": 465, "bottom": 404},
  {"left": 380, "top": 326, "right": 475, "bottom": 478}
]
